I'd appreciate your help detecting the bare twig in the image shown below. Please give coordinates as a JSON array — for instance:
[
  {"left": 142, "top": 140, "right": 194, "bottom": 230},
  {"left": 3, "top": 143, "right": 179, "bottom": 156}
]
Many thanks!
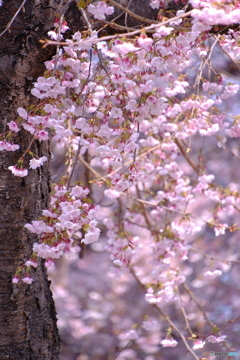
[
  {"left": 101, "top": 19, "right": 138, "bottom": 33},
  {"left": 79, "top": 155, "right": 102, "bottom": 179},
  {"left": 131, "top": 196, "right": 223, "bottom": 228},
  {"left": 95, "top": 45, "right": 111, "bottom": 79},
  {"left": 176, "top": 287, "right": 196, "bottom": 337},
  {"left": 77, "top": 154, "right": 233, "bottom": 230},
  {"left": 0, "top": 0, "right": 27, "bottom": 38},
  {"left": 89, "top": 143, "right": 162, "bottom": 183},
  {"left": 135, "top": 184, "right": 153, "bottom": 230},
  {"left": 215, "top": 135, "right": 240, "bottom": 161},
  {"left": 53, "top": 15, "right": 65, "bottom": 74},
  {"left": 175, "top": 138, "right": 199, "bottom": 174},
  {"left": 217, "top": 36, "right": 240, "bottom": 71},
  {"left": 106, "top": 0, "right": 158, "bottom": 24},
  {"left": 183, "top": 284, "right": 216, "bottom": 329},
  {"left": 125, "top": 0, "right": 134, "bottom": 30},
  {"left": 66, "top": 8, "right": 93, "bottom": 189},
  {"left": 80, "top": 7, "right": 93, "bottom": 32},
  {"left": 218, "top": 315, "right": 240, "bottom": 333},
  {"left": 41, "top": 10, "right": 194, "bottom": 48},
  {"left": 153, "top": 305, "right": 199, "bottom": 360},
  {"left": 129, "top": 267, "right": 199, "bottom": 360},
  {"left": 190, "top": 247, "right": 240, "bottom": 264},
  {"left": 195, "top": 35, "right": 220, "bottom": 95},
  {"left": 66, "top": 140, "right": 82, "bottom": 189}
]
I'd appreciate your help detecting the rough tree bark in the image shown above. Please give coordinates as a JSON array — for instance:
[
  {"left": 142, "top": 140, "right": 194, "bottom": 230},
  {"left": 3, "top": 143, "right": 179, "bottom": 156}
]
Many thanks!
[
  {"left": 0, "top": 1, "right": 71, "bottom": 359},
  {"left": 0, "top": 1, "right": 159, "bottom": 359}
]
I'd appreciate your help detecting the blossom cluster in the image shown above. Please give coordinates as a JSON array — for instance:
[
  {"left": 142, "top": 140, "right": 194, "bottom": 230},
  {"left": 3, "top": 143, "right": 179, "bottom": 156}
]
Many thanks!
[
  {"left": 13, "top": 183, "right": 100, "bottom": 283},
  {"left": 4, "top": 1, "right": 240, "bottom": 358}
]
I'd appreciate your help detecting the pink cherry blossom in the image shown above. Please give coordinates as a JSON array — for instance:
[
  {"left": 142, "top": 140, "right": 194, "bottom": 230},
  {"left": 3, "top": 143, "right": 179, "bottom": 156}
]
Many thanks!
[
  {"left": 36, "top": 130, "right": 49, "bottom": 141},
  {"left": 29, "top": 156, "right": 47, "bottom": 169},
  {"left": 71, "top": 186, "right": 89, "bottom": 198},
  {"left": 42, "top": 209, "right": 57, "bottom": 218},
  {"left": 155, "top": 25, "right": 174, "bottom": 37},
  {"left": 25, "top": 260, "right": 38, "bottom": 268},
  {"left": 206, "top": 335, "right": 227, "bottom": 343},
  {"left": 149, "top": 0, "right": 162, "bottom": 9},
  {"left": 8, "top": 166, "right": 28, "bottom": 177},
  {"left": 17, "top": 107, "right": 28, "bottom": 119},
  {"left": 204, "top": 270, "right": 222, "bottom": 279},
  {"left": 161, "top": 339, "right": 178, "bottom": 347},
  {"left": 87, "top": 2, "right": 114, "bottom": 20},
  {"left": 124, "top": 330, "right": 138, "bottom": 340},
  {"left": 24, "top": 220, "right": 53, "bottom": 234},
  {"left": 45, "top": 258, "right": 54, "bottom": 268},
  {"left": 81, "top": 222, "right": 100, "bottom": 245},
  {"left": 104, "top": 189, "right": 121, "bottom": 199},
  {"left": 193, "top": 340, "right": 205, "bottom": 349},
  {"left": 0, "top": 141, "right": 20, "bottom": 151},
  {"left": 22, "top": 276, "right": 34, "bottom": 284},
  {"left": 8, "top": 121, "right": 20, "bottom": 132}
]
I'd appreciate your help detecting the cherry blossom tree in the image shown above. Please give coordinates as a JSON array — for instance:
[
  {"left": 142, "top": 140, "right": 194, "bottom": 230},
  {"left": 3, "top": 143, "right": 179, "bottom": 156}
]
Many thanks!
[{"left": 1, "top": 0, "right": 240, "bottom": 359}]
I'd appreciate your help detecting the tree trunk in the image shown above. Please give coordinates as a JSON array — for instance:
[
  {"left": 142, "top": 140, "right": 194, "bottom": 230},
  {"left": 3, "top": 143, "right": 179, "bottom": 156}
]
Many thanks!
[{"left": 0, "top": 1, "right": 69, "bottom": 359}]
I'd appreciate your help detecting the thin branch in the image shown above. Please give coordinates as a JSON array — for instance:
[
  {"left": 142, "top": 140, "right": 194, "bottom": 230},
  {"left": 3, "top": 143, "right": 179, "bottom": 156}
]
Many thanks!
[
  {"left": 217, "top": 36, "right": 240, "bottom": 71},
  {"left": 78, "top": 46, "right": 93, "bottom": 98},
  {"left": 133, "top": 121, "right": 139, "bottom": 164},
  {"left": 66, "top": 140, "right": 81, "bottom": 189},
  {"left": 215, "top": 135, "right": 240, "bottom": 161},
  {"left": 79, "top": 155, "right": 102, "bottom": 179},
  {"left": 80, "top": 7, "right": 93, "bottom": 33},
  {"left": 218, "top": 315, "right": 240, "bottom": 333},
  {"left": 183, "top": 284, "right": 216, "bottom": 329},
  {"left": 135, "top": 184, "right": 153, "bottom": 230},
  {"left": 133, "top": 195, "right": 240, "bottom": 235},
  {"left": 125, "top": 0, "right": 134, "bottom": 30},
  {"left": 153, "top": 305, "right": 199, "bottom": 360},
  {"left": 126, "top": 219, "right": 150, "bottom": 230},
  {"left": 190, "top": 247, "right": 240, "bottom": 264},
  {"left": 129, "top": 267, "right": 199, "bottom": 360},
  {"left": 97, "top": 6, "right": 127, "bottom": 33},
  {"left": 89, "top": 143, "right": 162, "bottom": 183},
  {"left": 76, "top": 144, "right": 232, "bottom": 232},
  {"left": 101, "top": 19, "right": 139, "bottom": 32},
  {"left": 53, "top": 15, "right": 65, "bottom": 74},
  {"left": 95, "top": 45, "right": 111, "bottom": 79},
  {"left": 77, "top": 154, "right": 233, "bottom": 229},
  {"left": 41, "top": 10, "right": 194, "bottom": 48},
  {"left": 175, "top": 138, "right": 199, "bottom": 174},
  {"left": 66, "top": 7, "right": 93, "bottom": 190},
  {"left": 183, "top": 285, "right": 240, "bottom": 348},
  {"left": 0, "top": 0, "right": 27, "bottom": 38},
  {"left": 106, "top": 0, "right": 158, "bottom": 24},
  {"left": 176, "top": 286, "right": 196, "bottom": 338},
  {"left": 195, "top": 35, "right": 220, "bottom": 95}
]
